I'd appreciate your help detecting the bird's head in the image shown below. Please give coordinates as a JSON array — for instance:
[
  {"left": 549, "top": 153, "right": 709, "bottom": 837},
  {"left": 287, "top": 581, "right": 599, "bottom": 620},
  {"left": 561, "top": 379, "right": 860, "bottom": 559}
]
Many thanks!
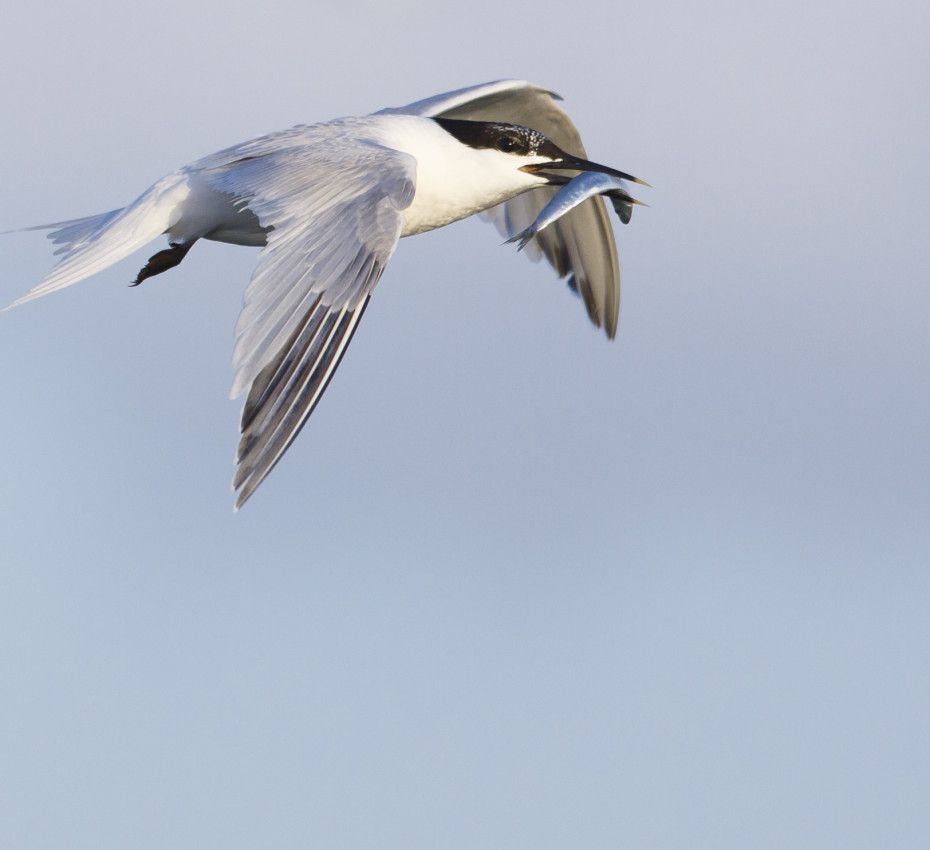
[{"left": 432, "top": 118, "right": 648, "bottom": 188}]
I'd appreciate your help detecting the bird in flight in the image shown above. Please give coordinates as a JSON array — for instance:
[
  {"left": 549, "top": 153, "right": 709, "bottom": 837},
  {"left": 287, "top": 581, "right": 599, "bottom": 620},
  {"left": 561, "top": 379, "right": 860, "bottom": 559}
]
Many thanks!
[{"left": 5, "top": 80, "right": 647, "bottom": 507}]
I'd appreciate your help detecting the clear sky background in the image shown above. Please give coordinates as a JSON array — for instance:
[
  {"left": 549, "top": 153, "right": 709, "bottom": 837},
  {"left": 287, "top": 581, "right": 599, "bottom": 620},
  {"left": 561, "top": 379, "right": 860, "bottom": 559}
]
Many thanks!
[{"left": 1, "top": 1, "right": 928, "bottom": 848}]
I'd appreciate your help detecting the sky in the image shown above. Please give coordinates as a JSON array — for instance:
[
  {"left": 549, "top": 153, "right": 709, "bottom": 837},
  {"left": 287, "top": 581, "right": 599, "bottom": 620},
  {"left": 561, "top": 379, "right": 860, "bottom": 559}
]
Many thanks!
[{"left": 1, "top": 1, "right": 929, "bottom": 848}]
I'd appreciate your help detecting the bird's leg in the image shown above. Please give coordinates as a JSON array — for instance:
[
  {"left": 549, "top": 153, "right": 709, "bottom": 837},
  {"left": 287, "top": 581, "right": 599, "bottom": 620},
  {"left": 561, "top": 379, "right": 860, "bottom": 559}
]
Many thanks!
[{"left": 131, "top": 240, "right": 196, "bottom": 287}]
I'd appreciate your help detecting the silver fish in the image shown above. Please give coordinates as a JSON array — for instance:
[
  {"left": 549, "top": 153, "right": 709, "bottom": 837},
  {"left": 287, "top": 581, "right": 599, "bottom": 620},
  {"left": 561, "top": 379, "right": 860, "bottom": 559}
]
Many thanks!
[{"left": 507, "top": 172, "right": 646, "bottom": 251}]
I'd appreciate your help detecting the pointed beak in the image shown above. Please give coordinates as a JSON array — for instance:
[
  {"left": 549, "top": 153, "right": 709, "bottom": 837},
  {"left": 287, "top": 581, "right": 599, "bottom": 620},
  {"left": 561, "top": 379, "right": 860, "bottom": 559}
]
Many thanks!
[{"left": 521, "top": 154, "right": 651, "bottom": 188}]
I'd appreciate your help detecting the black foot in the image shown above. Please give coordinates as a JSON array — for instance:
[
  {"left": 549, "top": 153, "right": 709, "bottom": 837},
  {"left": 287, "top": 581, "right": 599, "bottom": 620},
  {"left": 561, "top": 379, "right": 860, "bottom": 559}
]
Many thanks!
[{"left": 132, "top": 241, "right": 195, "bottom": 287}]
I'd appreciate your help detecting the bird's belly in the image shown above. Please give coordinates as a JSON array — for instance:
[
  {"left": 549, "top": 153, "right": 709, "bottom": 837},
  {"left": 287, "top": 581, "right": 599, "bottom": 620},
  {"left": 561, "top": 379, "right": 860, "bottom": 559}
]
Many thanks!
[
  {"left": 168, "top": 186, "right": 270, "bottom": 247},
  {"left": 203, "top": 215, "right": 270, "bottom": 247}
]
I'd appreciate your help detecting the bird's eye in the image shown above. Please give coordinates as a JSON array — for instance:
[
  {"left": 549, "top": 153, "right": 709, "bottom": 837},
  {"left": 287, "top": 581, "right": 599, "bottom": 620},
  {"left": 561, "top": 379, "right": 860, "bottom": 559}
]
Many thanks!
[{"left": 498, "top": 135, "right": 519, "bottom": 153}]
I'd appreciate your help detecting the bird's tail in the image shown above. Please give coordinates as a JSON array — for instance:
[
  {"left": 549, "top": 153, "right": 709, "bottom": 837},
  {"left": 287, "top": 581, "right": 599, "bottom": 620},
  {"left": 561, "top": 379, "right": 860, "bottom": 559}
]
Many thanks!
[
  {"left": 3, "top": 173, "right": 190, "bottom": 312},
  {"left": 27, "top": 209, "right": 125, "bottom": 256}
]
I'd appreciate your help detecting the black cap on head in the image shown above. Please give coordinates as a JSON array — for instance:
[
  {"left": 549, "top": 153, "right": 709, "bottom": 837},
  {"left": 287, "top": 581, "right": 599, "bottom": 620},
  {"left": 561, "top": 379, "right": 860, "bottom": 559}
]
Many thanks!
[{"left": 433, "top": 118, "right": 561, "bottom": 159}]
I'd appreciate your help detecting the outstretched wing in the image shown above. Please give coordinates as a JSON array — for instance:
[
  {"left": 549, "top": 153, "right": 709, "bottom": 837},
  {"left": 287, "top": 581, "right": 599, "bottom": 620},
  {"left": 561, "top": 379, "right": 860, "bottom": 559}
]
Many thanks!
[
  {"left": 197, "top": 133, "right": 416, "bottom": 507},
  {"left": 382, "top": 80, "right": 622, "bottom": 338}
]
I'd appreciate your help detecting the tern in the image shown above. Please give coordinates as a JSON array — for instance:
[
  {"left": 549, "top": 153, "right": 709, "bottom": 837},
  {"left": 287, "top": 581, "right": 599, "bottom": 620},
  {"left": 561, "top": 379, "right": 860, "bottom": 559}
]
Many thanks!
[{"left": 5, "top": 79, "right": 647, "bottom": 507}]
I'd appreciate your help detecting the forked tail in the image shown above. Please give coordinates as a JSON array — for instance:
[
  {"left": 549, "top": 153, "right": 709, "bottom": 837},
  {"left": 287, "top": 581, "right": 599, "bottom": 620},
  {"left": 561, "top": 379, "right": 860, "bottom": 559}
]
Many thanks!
[{"left": 4, "top": 173, "right": 190, "bottom": 312}]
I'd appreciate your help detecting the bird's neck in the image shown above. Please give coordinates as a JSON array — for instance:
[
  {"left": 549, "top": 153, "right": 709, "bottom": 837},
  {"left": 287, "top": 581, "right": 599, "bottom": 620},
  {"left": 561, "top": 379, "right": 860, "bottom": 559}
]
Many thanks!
[{"left": 370, "top": 116, "right": 546, "bottom": 237}]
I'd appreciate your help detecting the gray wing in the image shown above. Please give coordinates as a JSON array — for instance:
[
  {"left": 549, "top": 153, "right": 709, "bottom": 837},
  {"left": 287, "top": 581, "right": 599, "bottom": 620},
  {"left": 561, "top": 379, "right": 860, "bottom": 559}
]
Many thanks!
[
  {"left": 198, "top": 137, "right": 416, "bottom": 507},
  {"left": 383, "top": 80, "right": 622, "bottom": 338}
]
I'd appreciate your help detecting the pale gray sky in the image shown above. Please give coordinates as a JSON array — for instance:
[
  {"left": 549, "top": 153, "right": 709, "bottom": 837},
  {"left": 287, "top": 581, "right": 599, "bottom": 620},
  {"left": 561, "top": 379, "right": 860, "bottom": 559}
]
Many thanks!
[{"left": 2, "top": 1, "right": 929, "bottom": 848}]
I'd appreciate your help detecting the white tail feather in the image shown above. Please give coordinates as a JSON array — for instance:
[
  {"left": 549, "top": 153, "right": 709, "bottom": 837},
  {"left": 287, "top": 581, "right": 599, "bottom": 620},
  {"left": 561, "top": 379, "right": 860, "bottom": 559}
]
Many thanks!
[
  {"left": 28, "top": 209, "right": 124, "bottom": 256},
  {"left": 4, "top": 173, "right": 190, "bottom": 311}
]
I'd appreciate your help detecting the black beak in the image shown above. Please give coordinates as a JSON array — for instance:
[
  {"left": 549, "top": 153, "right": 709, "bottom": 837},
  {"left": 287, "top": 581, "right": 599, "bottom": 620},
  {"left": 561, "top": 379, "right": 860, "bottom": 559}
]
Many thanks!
[{"left": 521, "top": 154, "right": 651, "bottom": 187}]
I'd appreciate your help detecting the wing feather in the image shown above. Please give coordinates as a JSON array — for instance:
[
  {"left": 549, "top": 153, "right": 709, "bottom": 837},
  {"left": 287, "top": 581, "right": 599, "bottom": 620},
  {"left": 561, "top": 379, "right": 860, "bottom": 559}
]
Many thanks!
[
  {"left": 233, "top": 299, "right": 370, "bottom": 509},
  {"left": 196, "top": 129, "right": 415, "bottom": 506},
  {"left": 390, "top": 79, "right": 622, "bottom": 337}
]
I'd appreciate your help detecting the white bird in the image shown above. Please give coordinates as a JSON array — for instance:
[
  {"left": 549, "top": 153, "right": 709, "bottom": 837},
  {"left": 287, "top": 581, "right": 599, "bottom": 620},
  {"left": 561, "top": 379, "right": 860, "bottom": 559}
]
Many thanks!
[{"left": 5, "top": 79, "right": 647, "bottom": 507}]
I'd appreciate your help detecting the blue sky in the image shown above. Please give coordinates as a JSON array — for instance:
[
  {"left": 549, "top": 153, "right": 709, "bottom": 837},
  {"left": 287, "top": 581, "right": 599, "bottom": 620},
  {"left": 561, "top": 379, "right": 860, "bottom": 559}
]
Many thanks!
[{"left": 2, "top": 2, "right": 928, "bottom": 848}]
